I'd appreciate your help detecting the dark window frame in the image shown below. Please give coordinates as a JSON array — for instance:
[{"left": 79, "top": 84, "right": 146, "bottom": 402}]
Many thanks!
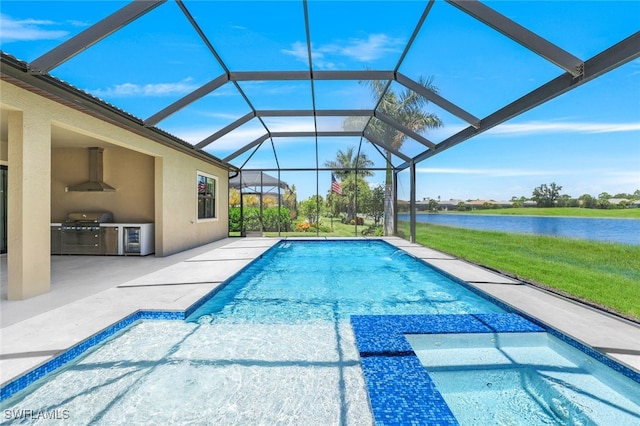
[{"left": 197, "top": 172, "right": 217, "bottom": 220}]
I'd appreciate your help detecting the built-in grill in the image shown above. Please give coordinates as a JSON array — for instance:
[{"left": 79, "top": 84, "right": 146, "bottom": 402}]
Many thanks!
[{"left": 61, "top": 211, "right": 114, "bottom": 255}]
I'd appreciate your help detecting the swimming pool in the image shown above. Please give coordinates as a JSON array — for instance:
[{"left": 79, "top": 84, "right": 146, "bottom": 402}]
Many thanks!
[
  {"left": 1, "top": 240, "right": 638, "bottom": 424},
  {"left": 186, "top": 239, "right": 504, "bottom": 323},
  {"left": 408, "top": 332, "right": 640, "bottom": 425}
]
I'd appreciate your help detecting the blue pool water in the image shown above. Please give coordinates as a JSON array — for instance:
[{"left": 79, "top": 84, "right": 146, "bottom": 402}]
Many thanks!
[
  {"left": 408, "top": 332, "right": 640, "bottom": 425},
  {"left": 187, "top": 240, "right": 504, "bottom": 323},
  {"left": 1, "top": 240, "right": 638, "bottom": 425}
]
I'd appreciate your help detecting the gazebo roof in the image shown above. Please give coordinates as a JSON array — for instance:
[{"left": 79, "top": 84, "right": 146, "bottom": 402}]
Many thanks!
[{"left": 229, "top": 171, "right": 289, "bottom": 191}]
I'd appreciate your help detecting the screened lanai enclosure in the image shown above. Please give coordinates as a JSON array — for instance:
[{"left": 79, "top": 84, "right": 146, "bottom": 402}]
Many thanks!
[
  {"left": 229, "top": 171, "right": 291, "bottom": 236},
  {"left": 3, "top": 0, "right": 638, "bottom": 240}
]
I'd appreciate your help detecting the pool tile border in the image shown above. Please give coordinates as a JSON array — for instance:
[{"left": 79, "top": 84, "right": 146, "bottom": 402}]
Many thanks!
[
  {"left": 1, "top": 242, "right": 283, "bottom": 401},
  {"left": 3, "top": 240, "right": 640, "bottom": 408},
  {"left": 351, "top": 313, "right": 640, "bottom": 426},
  {"left": 0, "top": 310, "right": 181, "bottom": 401},
  {"left": 0, "top": 284, "right": 242, "bottom": 402},
  {"left": 351, "top": 313, "right": 544, "bottom": 356}
]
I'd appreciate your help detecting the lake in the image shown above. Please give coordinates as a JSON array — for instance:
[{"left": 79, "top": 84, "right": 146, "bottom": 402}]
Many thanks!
[{"left": 397, "top": 213, "right": 640, "bottom": 245}]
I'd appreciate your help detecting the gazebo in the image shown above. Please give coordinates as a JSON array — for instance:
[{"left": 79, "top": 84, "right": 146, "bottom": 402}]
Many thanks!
[
  {"left": 229, "top": 171, "right": 291, "bottom": 236},
  {"left": 229, "top": 171, "right": 289, "bottom": 197}
]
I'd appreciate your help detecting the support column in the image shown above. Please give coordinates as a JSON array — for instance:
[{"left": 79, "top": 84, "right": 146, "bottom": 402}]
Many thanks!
[
  {"left": 7, "top": 110, "right": 51, "bottom": 299},
  {"left": 392, "top": 170, "right": 398, "bottom": 237},
  {"left": 153, "top": 156, "right": 164, "bottom": 256},
  {"left": 409, "top": 161, "right": 416, "bottom": 244}
]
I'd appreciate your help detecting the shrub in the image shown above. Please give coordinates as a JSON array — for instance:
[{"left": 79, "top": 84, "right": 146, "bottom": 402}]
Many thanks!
[
  {"left": 228, "top": 207, "right": 242, "bottom": 232},
  {"left": 295, "top": 221, "right": 311, "bottom": 232},
  {"left": 228, "top": 207, "right": 292, "bottom": 232},
  {"left": 361, "top": 224, "right": 383, "bottom": 236},
  {"left": 262, "top": 207, "right": 292, "bottom": 231},
  {"left": 349, "top": 217, "right": 364, "bottom": 225}
]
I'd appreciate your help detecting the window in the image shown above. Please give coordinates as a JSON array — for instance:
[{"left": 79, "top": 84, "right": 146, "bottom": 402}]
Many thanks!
[{"left": 197, "top": 173, "right": 216, "bottom": 220}]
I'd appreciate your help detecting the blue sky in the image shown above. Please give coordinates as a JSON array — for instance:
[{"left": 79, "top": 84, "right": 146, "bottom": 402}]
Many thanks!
[{"left": 1, "top": 0, "right": 638, "bottom": 202}]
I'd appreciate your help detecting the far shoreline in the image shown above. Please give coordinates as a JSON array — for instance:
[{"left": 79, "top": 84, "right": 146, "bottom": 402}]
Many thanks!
[{"left": 407, "top": 207, "right": 640, "bottom": 220}]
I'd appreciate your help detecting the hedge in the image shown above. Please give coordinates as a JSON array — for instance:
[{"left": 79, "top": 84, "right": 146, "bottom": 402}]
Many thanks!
[{"left": 229, "top": 207, "right": 292, "bottom": 232}]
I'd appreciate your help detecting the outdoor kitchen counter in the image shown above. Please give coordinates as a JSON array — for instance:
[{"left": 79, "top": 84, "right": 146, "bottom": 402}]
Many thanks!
[{"left": 51, "top": 223, "right": 154, "bottom": 256}]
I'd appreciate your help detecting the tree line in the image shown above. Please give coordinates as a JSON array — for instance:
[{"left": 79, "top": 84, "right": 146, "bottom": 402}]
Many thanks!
[
  {"left": 402, "top": 183, "right": 640, "bottom": 213},
  {"left": 523, "top": 183, "right": 639, "bottom": 209}
]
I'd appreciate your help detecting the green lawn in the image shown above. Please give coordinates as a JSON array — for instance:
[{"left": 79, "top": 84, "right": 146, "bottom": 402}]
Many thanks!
[
  {"left": 434, "top": 207, "right": 640, "bottom": 218},
  {"left": 261, "top": 216, "right": 380, "bottom": 238},
  {"left": 399, "top": 222, "right": 640, "bottom": 322}
]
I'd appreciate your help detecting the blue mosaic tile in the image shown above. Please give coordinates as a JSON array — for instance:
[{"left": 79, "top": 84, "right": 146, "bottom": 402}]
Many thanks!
[
  {"left": 351, "top": 312, "right": 640, "bottom": 425},
  {"left": 184, "top": 286, "right": 226, "bottom": 318},
  {"left": 545, "top": 326, "right": 640, "bottom": 384},
  {"left": 138, "top": 310, "right": 185, "bottom": 320},
  {"left": 361, "top": 355, "right": 458, "bottom": 425},
  {"left": 472, "top": 313, "right": 544, "bottom": 333},
  {"left": 182, "top": 245, "right": 278, "bottom": 319},
  {"left": 0, "top": 309, "right": 189, "bottom": 401},
  {"left": 351, "top": 313, "right": 541, "bottom": 357}
]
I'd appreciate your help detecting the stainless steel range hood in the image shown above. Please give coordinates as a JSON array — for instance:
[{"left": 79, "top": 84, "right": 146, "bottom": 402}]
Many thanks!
[{"left": 67, "top": 147, "right": 116, "bottom": 192}]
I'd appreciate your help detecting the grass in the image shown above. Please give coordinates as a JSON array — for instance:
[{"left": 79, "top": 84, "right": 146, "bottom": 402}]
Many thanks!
[
  {"left": 261, "top": 216, "right": 379, "bottom": 238},
  {"left": 435, "top": 207, "right": 640, "bottom": 218},
  {"left": 399, "top": 222, "right": 640, "bottom": 322}
]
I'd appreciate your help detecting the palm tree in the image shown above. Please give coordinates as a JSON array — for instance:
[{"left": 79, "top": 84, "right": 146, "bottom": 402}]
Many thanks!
[
  {"left": 324, "top": 146, "right": 375, "bottom": 179},
  {"left": 345, "top": 77, "right": 443, "bottom": 235},
  {"left": 283, "top": 184, "right": 297, "bottom": 218},
  {"left": 324, "top": 146, "right": 374, "bottom": 221}
]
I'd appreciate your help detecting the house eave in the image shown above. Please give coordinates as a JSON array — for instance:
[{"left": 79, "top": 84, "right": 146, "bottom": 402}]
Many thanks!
[{"left": 0, "top": 52, "right": 237, "bottom": 173}]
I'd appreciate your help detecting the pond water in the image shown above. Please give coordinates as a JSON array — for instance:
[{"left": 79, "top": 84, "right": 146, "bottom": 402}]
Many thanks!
[{"left": 397, "top": 213, "right": 640, "bottom": 245}]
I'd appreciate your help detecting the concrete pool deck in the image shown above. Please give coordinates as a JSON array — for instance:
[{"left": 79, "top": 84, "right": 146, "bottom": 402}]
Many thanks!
[{"left": 1, "top": 236, "right": 640, "bottom": 387}]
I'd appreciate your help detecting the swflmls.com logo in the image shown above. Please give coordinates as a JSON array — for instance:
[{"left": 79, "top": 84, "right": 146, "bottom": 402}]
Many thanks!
[{"left": 4, "top": 409, "right": 70, "bottom": 420}]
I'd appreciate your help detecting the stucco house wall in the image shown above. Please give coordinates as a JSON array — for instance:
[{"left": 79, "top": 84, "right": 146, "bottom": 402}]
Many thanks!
[
  {"left": 0, "top": 79, "right": 230, "bottom": 299},
  {"left": 51, "top": 146, "right": 155, "bottom": 223}
]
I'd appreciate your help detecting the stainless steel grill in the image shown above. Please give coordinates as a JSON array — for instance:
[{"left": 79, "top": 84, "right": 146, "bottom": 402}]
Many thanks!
[{"left": 60, "top": 211, "right": 114, "bottom": 255}]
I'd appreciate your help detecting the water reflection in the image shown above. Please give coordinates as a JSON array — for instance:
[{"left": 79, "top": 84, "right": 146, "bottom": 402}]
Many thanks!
[{"left": 397, "top": 214, "right": 640, "bottom": 245}]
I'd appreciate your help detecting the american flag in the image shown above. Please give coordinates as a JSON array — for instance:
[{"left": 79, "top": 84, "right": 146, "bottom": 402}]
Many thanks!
[{"left": 331, "top": 173, "right": 343, "bottom": 195}]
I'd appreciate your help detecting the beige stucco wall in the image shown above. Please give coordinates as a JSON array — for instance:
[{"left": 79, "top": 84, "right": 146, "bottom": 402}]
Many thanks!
[
  {"left": 1, "top": 79, "right": 230, "bottom": 299},
  {"left": 6, "top": 107, "right": 52, "bottom": 299},
  {"left": 0, "top": 139, "right": 7, "bottom": 164},
  {"left": 51, "top": 146, "right": 155, "bottom": 223},
  {"left": 156, "top": 155, "right": 228, "bottom": 255},
  {"left": 1, "top": 109, "right": 8, "bottom": 164}
]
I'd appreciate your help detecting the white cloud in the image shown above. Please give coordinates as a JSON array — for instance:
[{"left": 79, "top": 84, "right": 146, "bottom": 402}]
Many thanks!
[
  {"left": 282, "top": 33, "right": 404, "bottom": 69},
  {"left": 172, "top": 126, "right": 264, "bottom": 148},
  {"left": 416, "top": 167, "right": 573, "bottom": 178},
  {"left": 281, "top": 41, "right": 308, "bottom": 61},
  {"left": 596, "top": 170, "right": 640, "bottom": 187},
  {"left": 238, "top": 80, "right": 308, "bottom": 96},
  {"left": 281, "top": 41, "right": 335, "bottom": 69},
  {"left": 199, "top": 111, "right": 246, "bottom": 121},
  {"left": 323, "top": 34, "right": 404, "bottom": 62},
  {"left": 66, "top": 20, "right": 90, "bottom": 28},
  {"left": 0, "top": 14, "right": 68, "bottom": 42},
  {"left": 428, "top": 124, "right": 468, "bottom": 141},
  {"left": 488, "top": 120, "right": 640, "bottom": 136},
  {"left": 170, "top": 124, "right": 260, "bottom": 148},
  {"left": 91, "top": 78, "right": 200, "bottom": 98},
  {"left": 170, "top": 117, "right": 321, "bottom": 149}
]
